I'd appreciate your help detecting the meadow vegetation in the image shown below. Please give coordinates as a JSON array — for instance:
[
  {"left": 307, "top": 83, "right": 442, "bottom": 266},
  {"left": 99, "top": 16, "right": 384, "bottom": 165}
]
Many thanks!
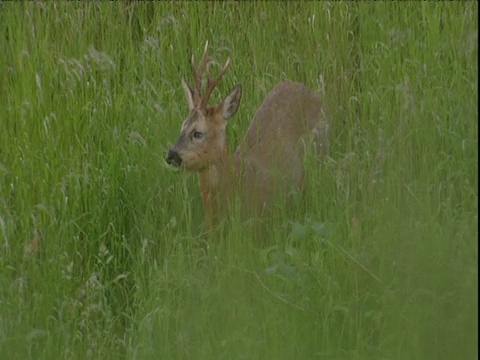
[{"left": 0, "top": 2, "right": 477, "bottom": 359}]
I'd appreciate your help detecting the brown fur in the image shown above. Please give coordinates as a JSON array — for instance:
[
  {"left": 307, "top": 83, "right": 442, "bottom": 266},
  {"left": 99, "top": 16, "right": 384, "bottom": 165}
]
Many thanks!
[{"left": 235, "top": 82, "right": 328, "bottom": 216}]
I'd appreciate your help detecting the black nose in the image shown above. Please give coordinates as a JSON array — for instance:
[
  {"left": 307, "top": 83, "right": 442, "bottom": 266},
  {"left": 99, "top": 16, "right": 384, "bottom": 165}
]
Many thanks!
[{"left": 166, "top": 149, "right": 182, "bottom": 167}]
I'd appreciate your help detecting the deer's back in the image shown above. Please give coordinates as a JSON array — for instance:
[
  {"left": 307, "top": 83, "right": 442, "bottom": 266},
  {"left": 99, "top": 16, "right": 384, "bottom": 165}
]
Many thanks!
[{"left": 235, "top": 82, "right": 327, "bottom": 213}]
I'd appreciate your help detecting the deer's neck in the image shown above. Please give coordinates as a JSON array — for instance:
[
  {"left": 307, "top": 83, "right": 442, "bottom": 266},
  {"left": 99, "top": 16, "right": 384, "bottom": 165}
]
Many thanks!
[{"left": 198, "top": 151, "right": 236, "bottom": 231}]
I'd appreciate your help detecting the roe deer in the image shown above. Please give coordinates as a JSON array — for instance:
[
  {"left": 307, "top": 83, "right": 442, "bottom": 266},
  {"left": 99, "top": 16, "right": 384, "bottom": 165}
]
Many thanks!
[{"left": 166, "top": 43, "right": 328, "bottom": 232}]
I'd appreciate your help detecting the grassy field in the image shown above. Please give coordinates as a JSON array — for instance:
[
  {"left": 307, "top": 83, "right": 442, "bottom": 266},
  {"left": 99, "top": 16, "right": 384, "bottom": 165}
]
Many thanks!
[{"left": 0, "top": 2, "right": 477, "bottom": 359}]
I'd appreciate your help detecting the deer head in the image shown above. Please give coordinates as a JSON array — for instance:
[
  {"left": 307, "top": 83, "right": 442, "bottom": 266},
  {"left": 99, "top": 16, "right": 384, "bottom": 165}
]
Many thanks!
[{"left": 166, "top": 42, "right": 242, "bottom": 172}]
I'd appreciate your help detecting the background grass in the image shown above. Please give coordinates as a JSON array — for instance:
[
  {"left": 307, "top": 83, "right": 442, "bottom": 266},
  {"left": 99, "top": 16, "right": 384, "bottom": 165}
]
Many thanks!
[{"left": 0, "top": 2, "right": 477, "bottom": 359}]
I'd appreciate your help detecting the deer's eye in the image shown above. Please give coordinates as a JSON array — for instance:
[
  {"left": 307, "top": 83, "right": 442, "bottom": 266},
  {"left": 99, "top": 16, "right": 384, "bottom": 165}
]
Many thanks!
[{"left": 192, "top": 131, "right": 203, "bottom": 139}]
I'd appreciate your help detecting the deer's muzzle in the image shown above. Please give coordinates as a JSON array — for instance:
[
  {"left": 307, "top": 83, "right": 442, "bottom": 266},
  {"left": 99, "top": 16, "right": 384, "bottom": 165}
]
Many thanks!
[{"left": 166, "top": 149, "right": 182, "bottom": 167}]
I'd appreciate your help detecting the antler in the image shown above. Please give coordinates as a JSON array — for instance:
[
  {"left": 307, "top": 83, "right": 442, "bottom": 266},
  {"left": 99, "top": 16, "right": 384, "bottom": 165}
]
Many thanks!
[
  {"left": 201, "top": 56, "right": 231, "bottom": 108},
  {"left": 188, "top": 41, "right": 231, "bottom": 109}
]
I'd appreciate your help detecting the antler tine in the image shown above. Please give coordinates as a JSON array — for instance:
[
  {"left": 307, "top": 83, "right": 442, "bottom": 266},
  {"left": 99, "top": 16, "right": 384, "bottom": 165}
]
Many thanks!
[
  {"left": 201, "top": 57, "right": 231, "bottom": 108},
  {"left": 190, "top": 41, "right": 211, "bottom": 106},
  {"left": 189, "top": 53, "right": 201, "bottom": 103}
]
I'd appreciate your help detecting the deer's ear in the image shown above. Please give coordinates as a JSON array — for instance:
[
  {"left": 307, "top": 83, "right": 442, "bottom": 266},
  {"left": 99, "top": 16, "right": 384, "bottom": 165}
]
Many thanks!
[
  {"left": 182, "top": 78, "right": 195, "bottom": 111},
  {"left": 221, "top": 84, "right": 242, "bottom": 120}
]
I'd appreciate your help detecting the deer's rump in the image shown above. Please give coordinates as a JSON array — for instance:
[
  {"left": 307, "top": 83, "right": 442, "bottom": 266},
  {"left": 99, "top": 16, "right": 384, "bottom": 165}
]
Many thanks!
[{"left": 235, "top": 82, "right": 327, "bottom": 214}]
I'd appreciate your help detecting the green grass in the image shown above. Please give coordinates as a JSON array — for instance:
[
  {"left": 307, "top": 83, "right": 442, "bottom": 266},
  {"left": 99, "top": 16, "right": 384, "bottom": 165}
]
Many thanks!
[{"left": 0, "top": 2, "right": 477, "bottom": 359}]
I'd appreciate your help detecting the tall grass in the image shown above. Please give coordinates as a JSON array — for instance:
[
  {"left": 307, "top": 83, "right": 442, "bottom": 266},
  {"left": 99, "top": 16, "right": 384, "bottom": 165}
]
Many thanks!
[{"left": 0, "top": 2, "right": 477, "bottom": 359}]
